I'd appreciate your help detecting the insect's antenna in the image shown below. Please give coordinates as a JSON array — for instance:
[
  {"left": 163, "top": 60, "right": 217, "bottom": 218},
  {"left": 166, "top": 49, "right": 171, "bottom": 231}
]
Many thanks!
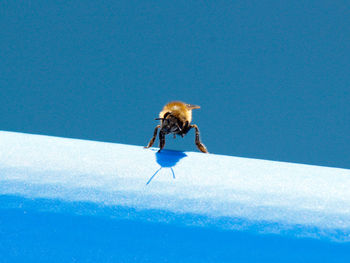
[{"left": 155, "top": 118, "right": 164, "bottom": 120}]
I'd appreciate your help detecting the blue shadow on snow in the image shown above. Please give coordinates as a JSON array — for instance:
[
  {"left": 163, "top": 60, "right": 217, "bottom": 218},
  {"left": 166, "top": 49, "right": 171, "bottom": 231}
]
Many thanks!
[{"left": 146, "top": 150, "right": 187, "bottom": 185}]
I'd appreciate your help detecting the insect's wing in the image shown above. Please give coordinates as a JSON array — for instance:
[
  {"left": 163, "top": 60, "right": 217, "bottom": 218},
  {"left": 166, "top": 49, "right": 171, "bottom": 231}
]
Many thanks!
[{"left": 186, "top": 104, "right": 200, "bottom": 110}]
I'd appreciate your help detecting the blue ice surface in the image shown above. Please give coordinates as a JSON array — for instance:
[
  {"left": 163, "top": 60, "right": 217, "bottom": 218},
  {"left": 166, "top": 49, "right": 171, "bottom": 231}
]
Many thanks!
[{"left": 1, "top": 131, "right": 350, "bottom": 262}]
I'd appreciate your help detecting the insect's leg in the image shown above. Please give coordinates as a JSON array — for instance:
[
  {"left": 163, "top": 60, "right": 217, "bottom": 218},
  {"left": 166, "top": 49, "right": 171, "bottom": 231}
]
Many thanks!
[
  {"left": 190, "top": 124, "right": 209, "bottom": 153},
  {"left": 158, "top": 130, "right": 166, "bottom": 152},
  {"left": 173, "top": 122, "right": 182, "bottom": 139},
  {"left": 180, "top": 121, "right": 189, "bottom": 138},
  {"left": 175, "top": 122, "right": 182, "bottom": 132},
  {"left": 181, "top": 121, "right": 190, "bottom": 137},
  {"left": 144, "top": 125, "right": 160, "bottom": 148}
]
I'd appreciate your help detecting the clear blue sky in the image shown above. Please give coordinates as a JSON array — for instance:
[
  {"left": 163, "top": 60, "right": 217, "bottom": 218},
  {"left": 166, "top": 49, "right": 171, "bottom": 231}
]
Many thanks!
[{"left": 1, "top": 0, "right": 349, "bottom": 168}]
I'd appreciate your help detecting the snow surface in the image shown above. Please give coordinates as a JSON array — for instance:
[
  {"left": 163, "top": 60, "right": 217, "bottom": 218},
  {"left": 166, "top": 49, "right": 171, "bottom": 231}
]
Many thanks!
[{"left": 1, "top": 130, "right": 350, "bottom": 241}]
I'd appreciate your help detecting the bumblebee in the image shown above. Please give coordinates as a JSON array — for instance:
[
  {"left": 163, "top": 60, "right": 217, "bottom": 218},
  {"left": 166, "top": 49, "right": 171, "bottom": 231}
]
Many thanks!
[{"left": 145, "top": 101, "right": 208, "bottom": 153}]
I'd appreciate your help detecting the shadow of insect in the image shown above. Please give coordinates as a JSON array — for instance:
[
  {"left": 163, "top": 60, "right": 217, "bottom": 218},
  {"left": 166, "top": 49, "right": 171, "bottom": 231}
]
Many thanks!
[{"left": 146, "top": 150, "right": 187, "bottom": 185}]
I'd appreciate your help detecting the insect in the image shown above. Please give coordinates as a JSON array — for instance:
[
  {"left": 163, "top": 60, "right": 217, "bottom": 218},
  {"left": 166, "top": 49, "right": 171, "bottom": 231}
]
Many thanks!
[{"left": 144, "top": 101, "right": 208, "bottom": 153}]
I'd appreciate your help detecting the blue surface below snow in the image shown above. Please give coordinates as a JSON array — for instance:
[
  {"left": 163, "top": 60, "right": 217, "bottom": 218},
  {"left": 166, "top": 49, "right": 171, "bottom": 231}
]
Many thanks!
[{"left": 1, "top": 195, "right": 349, "bottom": 263}]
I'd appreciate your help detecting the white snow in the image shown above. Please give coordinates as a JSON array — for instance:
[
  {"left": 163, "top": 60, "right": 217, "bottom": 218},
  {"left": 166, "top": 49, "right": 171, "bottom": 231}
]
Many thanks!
[{"left": 1, "top": 130, "right": 350, "bottom": 241}]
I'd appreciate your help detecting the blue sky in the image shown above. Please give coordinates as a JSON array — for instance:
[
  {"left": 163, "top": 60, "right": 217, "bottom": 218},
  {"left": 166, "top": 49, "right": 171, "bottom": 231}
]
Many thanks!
[{"left": 1, "top": 0, "right": 349, "bottom": 168}]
